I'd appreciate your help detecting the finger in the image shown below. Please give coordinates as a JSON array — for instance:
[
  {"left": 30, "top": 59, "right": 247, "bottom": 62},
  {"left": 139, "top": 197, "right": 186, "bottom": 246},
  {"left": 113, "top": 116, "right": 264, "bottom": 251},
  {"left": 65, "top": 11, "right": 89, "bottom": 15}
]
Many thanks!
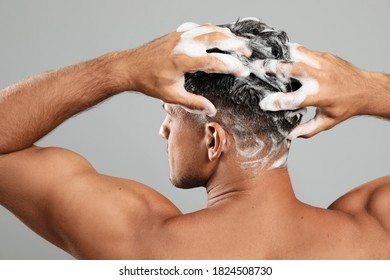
[
  {"left": 259, "top": 78, "right": 319, "bottom": 111},
  {"left": 173, "top": 28, "right": 252, "bottom": 57},
  {"left": 287, "top": 110, "right": 332, "bottom": 139},
  {"left": 290, "top": 44, "right": 320, "bottom": 60},
  {"left": 287, "top": 119, "right": 318, "bottom": 140},
  {"left": 180, "top": 25, "right": 221, "bottom": 40},
  {"left": 239, "top": 17, "right": 261, "bottom": 22},
  {"left": 259, "top": 59, "right": 292, "bottom": 76},
  {"left": 167, "top": 84, "right": 217, "bottom": 116},
  {"left": 208, "top": 37, "right": 251, "bottom": 58},
  {"left": 180, "top": 92, "right": 217, "bottom": 117},
  {"left": 288, "top": 43, "right": 320, "bottom": 69},
  {"left": 285, "top": 107, "right": 308, "bottom": 119},
  {"left": 176, "top": 22, "right": 200, "bottom": 32},
  {"left": 259, "top": 90, "right": 306, "bottom": 111},
  {"left": 180, "top": 25, "right": 252, "bottom": 57},
  {"left": 183, "top": 53, "right": 250, "bottom": 77},
  {"left": 253, "top": 59, "right": 316, "bottom": 80},
  {"left": 208, "top": 53, "right": 250, "bottom": 76},
  {"left": 195, "top": 31, "right": 252, "bottom": 57}
]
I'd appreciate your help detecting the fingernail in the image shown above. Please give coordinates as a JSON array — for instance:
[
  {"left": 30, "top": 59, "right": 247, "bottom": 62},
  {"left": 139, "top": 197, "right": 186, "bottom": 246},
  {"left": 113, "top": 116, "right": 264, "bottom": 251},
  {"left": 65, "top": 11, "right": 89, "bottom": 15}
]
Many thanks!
[
  {"left": 259, "top": 96, "right": 278, "bottom": 111},
  {"left": 205, "top": 104, "right": 217, "bottom": 117},
  {"left": 243, "top": 46, "right": 252, "bottom": 57},
  {"left": 237, "top": 66, "right": 250, "bottom": 77},
  {"left": 287, "top": 131, "right": 298, "bottom": 140}
]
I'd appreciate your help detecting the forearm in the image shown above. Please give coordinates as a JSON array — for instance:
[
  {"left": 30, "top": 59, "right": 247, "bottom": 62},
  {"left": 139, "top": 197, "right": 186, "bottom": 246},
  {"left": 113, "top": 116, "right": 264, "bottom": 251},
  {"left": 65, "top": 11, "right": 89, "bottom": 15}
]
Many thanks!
[
  {"left": 0, "top": 26, "right": 249, "bottom": 153},
  {"left": 0, "top": 50, "right": 133, "bottom": 153},
  {"left": 362, "top": 72, "right": 390, "bottom": 119}
]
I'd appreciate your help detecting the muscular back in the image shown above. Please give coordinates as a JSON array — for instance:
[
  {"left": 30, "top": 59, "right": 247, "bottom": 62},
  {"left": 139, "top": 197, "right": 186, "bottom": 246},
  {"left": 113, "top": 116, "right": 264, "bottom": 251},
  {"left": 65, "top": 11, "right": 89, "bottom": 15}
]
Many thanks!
[
  {"left": 159, "top": 187, "right": 390, "bottom": 259},
  {"left": 1, "top": 146, "right": 390, "bottom": 259}
]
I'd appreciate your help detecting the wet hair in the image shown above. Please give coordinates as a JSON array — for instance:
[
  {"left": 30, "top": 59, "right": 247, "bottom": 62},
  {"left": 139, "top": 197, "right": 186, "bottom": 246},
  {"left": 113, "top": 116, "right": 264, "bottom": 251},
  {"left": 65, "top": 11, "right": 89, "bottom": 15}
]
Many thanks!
[{"left": 184, "top": 19, "right": 303, "bottom": 149}]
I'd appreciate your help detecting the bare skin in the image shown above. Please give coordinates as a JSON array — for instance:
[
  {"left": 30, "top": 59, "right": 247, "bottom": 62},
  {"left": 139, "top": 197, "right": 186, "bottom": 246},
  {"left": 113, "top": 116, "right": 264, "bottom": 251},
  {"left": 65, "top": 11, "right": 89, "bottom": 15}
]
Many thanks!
[
  {"left": 260, "top": 46, "right": 390, "bottom": 138},
  {"left": 1, "top": 26, "right": 390, "bottom": 259}
]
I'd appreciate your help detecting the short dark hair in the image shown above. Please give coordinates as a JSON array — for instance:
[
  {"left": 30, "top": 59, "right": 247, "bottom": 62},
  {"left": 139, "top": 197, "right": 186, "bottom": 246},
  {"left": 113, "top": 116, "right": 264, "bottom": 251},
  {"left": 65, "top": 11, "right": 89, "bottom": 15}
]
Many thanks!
[{"left": 184, "top": 19, "right": 303, "bottom": 145}]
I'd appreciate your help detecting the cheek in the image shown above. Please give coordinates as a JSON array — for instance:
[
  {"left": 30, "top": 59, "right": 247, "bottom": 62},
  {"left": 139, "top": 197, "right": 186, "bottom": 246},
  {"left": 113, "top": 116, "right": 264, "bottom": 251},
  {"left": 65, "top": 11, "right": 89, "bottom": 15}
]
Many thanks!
[
  {"left": 170, "top": 128, "right": 201, "bottom": 161},
  {"left": 168, "top": 116, "right": 206, "bottom": 160}
]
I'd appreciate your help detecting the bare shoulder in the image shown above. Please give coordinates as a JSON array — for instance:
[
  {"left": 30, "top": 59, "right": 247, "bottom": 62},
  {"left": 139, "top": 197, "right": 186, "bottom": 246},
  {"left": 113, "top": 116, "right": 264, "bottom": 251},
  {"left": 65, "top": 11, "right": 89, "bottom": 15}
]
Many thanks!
[
  {"left": 0, "top": 146, "right": 182, "bottom": 259},
  {"left": 329, "top": 175, "right": 390, "bottom": 232}
]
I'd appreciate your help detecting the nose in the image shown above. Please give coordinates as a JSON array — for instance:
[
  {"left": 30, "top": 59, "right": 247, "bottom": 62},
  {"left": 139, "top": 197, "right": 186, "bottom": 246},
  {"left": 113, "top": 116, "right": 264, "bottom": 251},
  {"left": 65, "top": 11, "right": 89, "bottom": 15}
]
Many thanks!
[{"left": 159, "top": 116, "right": 170, "bottom": 139}]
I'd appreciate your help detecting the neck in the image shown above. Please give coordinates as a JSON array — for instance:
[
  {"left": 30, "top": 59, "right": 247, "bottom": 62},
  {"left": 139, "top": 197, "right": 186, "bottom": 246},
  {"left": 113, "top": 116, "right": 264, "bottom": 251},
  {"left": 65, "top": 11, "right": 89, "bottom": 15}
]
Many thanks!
[{"left": 206, "top": 166, "right": 296, "bottom": 208}]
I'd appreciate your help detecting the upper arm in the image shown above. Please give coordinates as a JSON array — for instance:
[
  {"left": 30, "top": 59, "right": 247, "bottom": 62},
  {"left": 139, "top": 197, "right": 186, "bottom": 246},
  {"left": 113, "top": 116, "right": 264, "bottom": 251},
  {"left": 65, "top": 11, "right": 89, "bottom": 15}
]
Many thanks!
[
  {"left": 329, "top": 176, "right": 390, "bottom": 233},
  {"left": 0, "top": 146, "right": 93, "bottom": 250},
  {"left": 0, "top": 146, "right": 181, "bottom": 259}
]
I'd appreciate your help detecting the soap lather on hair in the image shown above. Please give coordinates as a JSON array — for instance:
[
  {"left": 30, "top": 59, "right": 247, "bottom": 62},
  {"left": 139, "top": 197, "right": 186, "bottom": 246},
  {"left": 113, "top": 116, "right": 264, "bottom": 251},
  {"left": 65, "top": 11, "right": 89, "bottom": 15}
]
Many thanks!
[{"left": 184, "top": 18, "right": 305, "bottom": 169}]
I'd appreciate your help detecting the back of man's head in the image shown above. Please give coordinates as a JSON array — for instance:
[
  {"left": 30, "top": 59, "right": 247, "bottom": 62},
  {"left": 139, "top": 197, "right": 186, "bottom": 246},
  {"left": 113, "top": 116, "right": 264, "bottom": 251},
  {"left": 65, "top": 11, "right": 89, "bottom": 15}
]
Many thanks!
[{"left": 184, "top": 18, "right": 303, "bottom": 170}]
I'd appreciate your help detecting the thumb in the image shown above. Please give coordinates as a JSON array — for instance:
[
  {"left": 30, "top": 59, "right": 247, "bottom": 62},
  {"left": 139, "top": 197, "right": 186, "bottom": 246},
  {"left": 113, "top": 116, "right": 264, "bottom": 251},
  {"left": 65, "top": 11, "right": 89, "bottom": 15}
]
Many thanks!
[
  {"left": 287, "top": 110, "right": 333, "bottom": 139},
  {"left": 168, "top": 86, "right": 217, "bottom": 116}
]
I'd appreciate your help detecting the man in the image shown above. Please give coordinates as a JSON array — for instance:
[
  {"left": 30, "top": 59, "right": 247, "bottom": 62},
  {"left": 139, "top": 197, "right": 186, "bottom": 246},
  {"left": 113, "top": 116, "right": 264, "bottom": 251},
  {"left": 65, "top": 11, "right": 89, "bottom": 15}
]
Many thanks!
[{"left": 0, "top": 18, "right": 389, "bottom": 259}]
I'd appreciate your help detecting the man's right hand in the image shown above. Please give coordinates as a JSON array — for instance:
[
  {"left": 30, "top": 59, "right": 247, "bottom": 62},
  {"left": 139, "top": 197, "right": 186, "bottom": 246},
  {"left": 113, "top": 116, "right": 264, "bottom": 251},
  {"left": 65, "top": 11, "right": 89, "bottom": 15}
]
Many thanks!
[
  {"left": 259, "top": 45, "right": 390, "bottom": 139},
  {"left": 128, "top": 23, "right": 252, "bottom": 116}
]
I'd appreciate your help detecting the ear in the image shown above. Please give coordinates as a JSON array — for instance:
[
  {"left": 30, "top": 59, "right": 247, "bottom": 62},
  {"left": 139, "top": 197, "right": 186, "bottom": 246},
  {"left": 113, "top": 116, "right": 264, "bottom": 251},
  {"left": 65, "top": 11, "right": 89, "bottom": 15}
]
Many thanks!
[{"left": 205, "top": 122, "right": 227, "bottom": 161}]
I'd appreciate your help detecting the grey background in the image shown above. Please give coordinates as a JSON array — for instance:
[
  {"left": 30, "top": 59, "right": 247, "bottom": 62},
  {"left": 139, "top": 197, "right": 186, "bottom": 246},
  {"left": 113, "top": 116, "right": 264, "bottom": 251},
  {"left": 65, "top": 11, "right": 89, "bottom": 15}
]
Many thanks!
[{"left": 0, "top": 0, "right": 389, "bottom": 259}]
